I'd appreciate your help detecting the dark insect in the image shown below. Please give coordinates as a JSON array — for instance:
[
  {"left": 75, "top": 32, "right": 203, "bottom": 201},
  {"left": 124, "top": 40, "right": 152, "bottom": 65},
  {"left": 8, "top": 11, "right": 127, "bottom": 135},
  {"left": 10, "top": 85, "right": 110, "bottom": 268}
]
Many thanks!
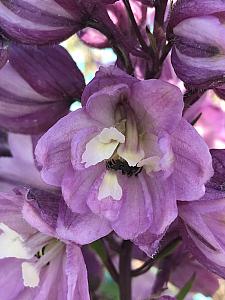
[{"left": 106, "top": 159, "right": 143, "bottom": 177}]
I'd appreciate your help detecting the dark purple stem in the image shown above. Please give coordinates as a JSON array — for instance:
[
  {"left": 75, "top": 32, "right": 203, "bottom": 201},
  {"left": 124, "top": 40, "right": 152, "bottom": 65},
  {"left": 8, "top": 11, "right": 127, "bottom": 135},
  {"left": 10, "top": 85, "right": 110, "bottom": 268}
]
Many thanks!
[{"left": 119, "top": 240, "right": 132, "bottom": 300}]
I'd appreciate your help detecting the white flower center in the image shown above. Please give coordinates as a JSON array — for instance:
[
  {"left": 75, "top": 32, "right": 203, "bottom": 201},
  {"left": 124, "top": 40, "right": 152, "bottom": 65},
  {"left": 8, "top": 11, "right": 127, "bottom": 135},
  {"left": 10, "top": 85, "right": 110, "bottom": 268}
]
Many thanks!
[
  {"left": 81, "top": 106, "right": 174, "bottom": 201},
  {"left": 22, "top": 240, "right": 64, "bottom": 288},
  {"left": 0, "top": 223, "right": 64, "bottom": 288}
]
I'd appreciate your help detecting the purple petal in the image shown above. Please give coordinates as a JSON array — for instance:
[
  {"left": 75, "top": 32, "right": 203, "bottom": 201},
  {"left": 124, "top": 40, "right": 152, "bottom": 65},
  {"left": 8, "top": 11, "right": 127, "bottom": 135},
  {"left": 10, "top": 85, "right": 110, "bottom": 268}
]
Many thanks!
[
  {"left": 56, "top": 200, "right": 112, "bottom": 244},
  {"left": 81, "top": 66, "right": 137, "bottom": 105},
  {"left": 171, "top": 119, "right": 213, "bottom": 201},
  {"left": 0, "top": 1, "right": 80, "bottom": 44},
  {"left": 112, "top": 174, "right": 151, "bottom": 240},
  {"left": 0, "top": 191, "right": 35, "bottom": 238},
  {"left": 62, "top": 166, "right": 98, "bottom": 214},
  {"left": 130, "top": 79, "right": 183, "bottom": 134},
  {"left": 170, "top": 0, "right": 225, "bottom": 28},
  {"left": 0, "top": 44, "right": 85, "bottom": 134},
  {"left": 86, "top": 83, "right": 130, "bottom": 127},
  {"left": 22, "top": 188, "right": 61, "bottom": 236},
  {"left": 65, "top": 244, "right": 90, "bottom": 300},
  {"left": 9, "top": 44, "right": 85, "bottom": 100},
  {"left": 0, "top": 258, "right": 28, "bottom": 299},
  {"left": 179, "top": 199, "right": 225, "bottom": 275},
  {"left": 35, "top": 109, "right": 101, "bottom": 186}
]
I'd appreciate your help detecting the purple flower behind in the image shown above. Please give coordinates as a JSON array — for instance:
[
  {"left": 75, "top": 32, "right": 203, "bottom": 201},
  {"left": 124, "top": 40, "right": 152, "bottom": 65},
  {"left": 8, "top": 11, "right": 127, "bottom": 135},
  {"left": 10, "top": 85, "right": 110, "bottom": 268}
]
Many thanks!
[
  {"left": 0, "top": 44, "right": 85, "bottom": 134},
  {"left": 0, "top": 189, "right": 90, "bottom": 299},
  {"left": 178, "top": 149, "right": 225, "bottom": 279},
  {"left": 169, "top": 0, "right": 225, "bottom": 89},
  {"left": 36, "top": 66, "right": 213, "bottom": 244}
]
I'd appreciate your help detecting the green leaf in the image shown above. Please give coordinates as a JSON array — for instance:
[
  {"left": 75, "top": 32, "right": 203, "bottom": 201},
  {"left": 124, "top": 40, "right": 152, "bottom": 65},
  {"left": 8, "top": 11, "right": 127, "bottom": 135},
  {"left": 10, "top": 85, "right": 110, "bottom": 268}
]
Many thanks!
[
  {"left": 91, "top": 240, "right": 107, "bottom": 263},
  {"left": 157, "top": 238, "right": 181, "bottom": 261},
  {"left": 176, "top": 273, "right": 196, "bottom": 300}
]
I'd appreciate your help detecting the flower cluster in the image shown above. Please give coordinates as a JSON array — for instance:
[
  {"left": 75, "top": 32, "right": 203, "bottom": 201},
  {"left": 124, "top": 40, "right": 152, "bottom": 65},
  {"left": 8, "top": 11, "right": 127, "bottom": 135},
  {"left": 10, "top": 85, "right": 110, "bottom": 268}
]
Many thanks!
[{"left": 1, "top": 0, "right": 225, "bottom": 299}]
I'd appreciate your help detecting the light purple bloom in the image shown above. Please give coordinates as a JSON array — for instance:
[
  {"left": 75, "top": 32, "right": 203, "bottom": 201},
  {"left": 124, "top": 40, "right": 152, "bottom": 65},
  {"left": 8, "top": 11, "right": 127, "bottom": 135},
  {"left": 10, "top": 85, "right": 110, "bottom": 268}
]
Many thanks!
[
  {"left": 169, "top": 0, "right": 225, "bottom": 88},
  {"left": 36, "top": 66, "right": 213, "bottom": 243},
  {"left": 0, "top": 44, "right": 85, "bottom": 134},
  {"left": 178, "top": 149, "right": 225, "bottom": 278},
  {"left": 0, "top": 190, "right": 90, "bottom": 299}
]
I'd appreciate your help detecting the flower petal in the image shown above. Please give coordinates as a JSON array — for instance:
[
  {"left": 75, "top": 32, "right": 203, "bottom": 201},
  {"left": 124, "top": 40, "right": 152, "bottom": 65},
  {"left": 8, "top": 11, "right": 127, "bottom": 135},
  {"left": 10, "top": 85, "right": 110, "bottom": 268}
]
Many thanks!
[
  {"left": 56, "top": 200, "right": 112, "bottom": 244},
  {"left": 35, "top": 109, "right": 101, "bottom": 186},
  {"left": 66, "top": 244, "right": 90, "bottom": 300},
  {"left": 171, "top": 119, "right": 213, "bottom": 201},
  {"left": 130, "top": 79, "right": 183, "bottom": 134}
]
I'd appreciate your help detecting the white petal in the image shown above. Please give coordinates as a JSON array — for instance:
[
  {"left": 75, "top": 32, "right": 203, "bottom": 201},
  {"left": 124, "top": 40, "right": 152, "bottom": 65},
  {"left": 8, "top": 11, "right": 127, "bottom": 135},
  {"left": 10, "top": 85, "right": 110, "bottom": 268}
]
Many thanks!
[
  {"left": 137, "top": 156, "right": 161, "bottom": 174},
  {"left": 0, "top": 223, "right": 31, "bottom": 259},
  {"left": 98, "top": 171, "right": 122, "bottom": 201},
  {"left": 117, "top": 144, "right": 145, "bottom": 166},
  {"left": 82, "top": 127, "right": 125, "bottom": 167}
]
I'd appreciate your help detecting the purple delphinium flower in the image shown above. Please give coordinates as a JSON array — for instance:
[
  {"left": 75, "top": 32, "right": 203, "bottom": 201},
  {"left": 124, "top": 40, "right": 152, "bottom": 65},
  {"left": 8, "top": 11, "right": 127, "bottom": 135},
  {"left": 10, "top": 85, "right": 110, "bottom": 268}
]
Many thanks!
[
  {"left": 178, "top": 149, "right": 225, "bottom": 279},
  {"left": 0, "top": 189, "right": 90, "bottom": 299},
  {"left": 35, "top": 66, "right": 213, "bottom": 243},
  {"left": 169, "top": 0, "right": 225, "bottom": 89},
  {"left": 0, "top": 44, "right": 85, "bottom": 134},
  {"left": 170, "top": 245, "right": 219, "bottom": 296}
]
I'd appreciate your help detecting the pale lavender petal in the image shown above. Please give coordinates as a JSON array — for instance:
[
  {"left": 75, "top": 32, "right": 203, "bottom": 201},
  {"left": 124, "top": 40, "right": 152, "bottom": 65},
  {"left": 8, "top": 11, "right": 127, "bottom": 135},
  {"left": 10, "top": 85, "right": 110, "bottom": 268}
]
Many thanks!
[
  {"left": 81, "top": 66, "right": 137, "bottom": 105},
  {"left": 0, "top": 192, "right": 35, "bottom": 238},
  {"left": 35, "top": 109, "right": 101, "bottom": 186},
  {"left": 130, "top": 79, "right": 183, "bottom": 134},
  {"left": 86, "top": 83, "right": 130, "bottom": 127},
  {"left": 0, "top": 258, "right": 29, "bottom": 299},
  {"left": 112, "top": 174, "right": 150, "bottom": 240},
  {"left": 56, "top": 200, "right": 112, "bottom": 245},
  {"left": 66, "top": 244, "right": 90, "bottom": 300},
  {"left": 62, "top": 166, "right": 102, "bottom": 215},
  {"left": 171, "top": 119, "right": 213, "bottom": 201}
]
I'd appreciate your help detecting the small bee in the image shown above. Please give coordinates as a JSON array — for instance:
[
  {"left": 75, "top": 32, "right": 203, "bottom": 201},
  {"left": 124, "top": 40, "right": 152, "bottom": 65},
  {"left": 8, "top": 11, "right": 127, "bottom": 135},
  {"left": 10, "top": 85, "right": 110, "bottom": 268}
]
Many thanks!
[{"left": 106, "top": 159, "right": 143, "bottom": 177}]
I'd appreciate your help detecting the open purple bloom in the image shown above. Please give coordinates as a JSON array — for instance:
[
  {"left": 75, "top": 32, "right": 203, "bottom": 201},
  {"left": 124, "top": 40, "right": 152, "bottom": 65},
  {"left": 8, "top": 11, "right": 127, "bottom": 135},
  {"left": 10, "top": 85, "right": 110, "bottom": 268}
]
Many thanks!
[
  {"left": 36, "top": 66, "right": 212, "bottom": 242},
  {"left": 178, "top": 149, "right": 225, "bottom": 278},
  {"left": 0, "top": 190, "right": 90, "bottom": 299},
  {"left": 169, "top": 0, "right": 225, "bottom": 88},
  {"left": 0, "top": 44, "right": 85, "bottom": 134}
]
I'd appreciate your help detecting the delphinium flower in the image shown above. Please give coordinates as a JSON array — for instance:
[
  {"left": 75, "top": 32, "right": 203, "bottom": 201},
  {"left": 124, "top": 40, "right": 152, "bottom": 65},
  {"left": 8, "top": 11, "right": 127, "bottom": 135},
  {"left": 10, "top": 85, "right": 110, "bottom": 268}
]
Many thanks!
[
  {"left": 0, "top": 44, "right": 85, "bottom": 134},
  {"left": 36, "top": 66, "right": 213, "bottom": 244},
  {"left": 178, "top": 149, "right": 225, "bottom": 279},
  {"left": 169, "top": 245, "right": 219, "bottom": 296},
  {"left": 0, "top": 188, "right": 90, "bottom": 299},
  {"left": 169, "top": 0, "right": 225, "bottom": 90}
]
